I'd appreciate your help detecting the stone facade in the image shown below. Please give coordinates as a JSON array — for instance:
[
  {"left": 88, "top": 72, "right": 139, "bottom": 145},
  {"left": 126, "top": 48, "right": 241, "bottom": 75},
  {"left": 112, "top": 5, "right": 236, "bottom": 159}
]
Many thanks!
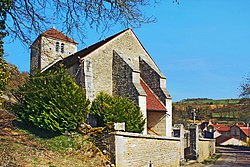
[
  {"left": 31, "top": 28, "right": 172, "bottom": 136},
  {"left": 230, "top": 125, "right": 246, "bottom": 140},
  {"left": 198, "top": 138, "right": 216, "bottom": 162},
  {"left": 147, "top": 111, "right": 167, "bottom": 136},
  {"left": 30, "top": 28, "right": 78, "bottom": 73},
  {"left": 107, "top": 132, "right": 181, "bottom": 167},
  {"left": 76, "top": 29, "right": 172, "bottom": 136}
]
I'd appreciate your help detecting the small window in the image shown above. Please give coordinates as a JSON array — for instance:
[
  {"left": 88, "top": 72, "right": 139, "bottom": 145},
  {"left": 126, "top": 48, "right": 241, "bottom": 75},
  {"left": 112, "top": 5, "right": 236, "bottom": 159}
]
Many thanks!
[
  {"left": 61, "top": 43, "right": 64, "bottom": 53},
  {"left": 55, "top": 42, "right": 59, "bottom": 52}
]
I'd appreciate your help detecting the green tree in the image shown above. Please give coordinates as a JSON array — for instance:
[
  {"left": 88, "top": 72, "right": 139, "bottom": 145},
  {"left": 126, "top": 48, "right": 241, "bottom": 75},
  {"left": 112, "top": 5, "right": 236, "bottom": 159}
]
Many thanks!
[
  {"left": 13, "top": 68, "right": 90, "bottom": 133},
  {"left": 0, "top": 0, "right": 12, "bottom": 99},
  {"left": 91, "top": 92, "right": 145, "bottom": 133},
  {"left": 0, "top": 58, "right": 10, "bottom": 99}
]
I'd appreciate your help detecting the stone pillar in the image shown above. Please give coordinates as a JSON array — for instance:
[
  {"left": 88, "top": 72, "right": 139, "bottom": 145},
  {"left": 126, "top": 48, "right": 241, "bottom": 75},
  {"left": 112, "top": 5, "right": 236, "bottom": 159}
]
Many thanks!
[
  {"left": 189, "top": 124, "right": 199, "bottom": 160},
  {"left": 138, "top": 95, "right": 147, "bottom": 135},
  {"left": 165, "top": 98, "right": 172, "bottom": 137},
  {"left": 83, "top": 58, "right": 95, "bottom": 101},
  {"left": 173, "top": 124, "right": 185, "bottom": 165}
]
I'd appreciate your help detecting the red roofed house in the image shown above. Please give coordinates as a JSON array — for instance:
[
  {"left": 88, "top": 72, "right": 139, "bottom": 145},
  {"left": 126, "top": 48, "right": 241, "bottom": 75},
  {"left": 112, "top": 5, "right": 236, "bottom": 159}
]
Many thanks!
[
  {"left": 206, "top": 123, "right": 250, "bottom": 146},
  {"left": 230, "top": 124, "right": 250, "bottom": 142},
  {"left": 207, "top": 124, "right": 231, "bottom": 138},
  {"left": 30, "top": 28, "right": 172, "bottom": 136}
]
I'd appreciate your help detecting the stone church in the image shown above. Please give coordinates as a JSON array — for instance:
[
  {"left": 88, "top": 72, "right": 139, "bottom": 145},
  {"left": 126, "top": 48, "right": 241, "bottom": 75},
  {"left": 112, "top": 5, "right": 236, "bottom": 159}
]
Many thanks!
[{"left": 30, "top": 28, "right": 173, "bottom": 137}]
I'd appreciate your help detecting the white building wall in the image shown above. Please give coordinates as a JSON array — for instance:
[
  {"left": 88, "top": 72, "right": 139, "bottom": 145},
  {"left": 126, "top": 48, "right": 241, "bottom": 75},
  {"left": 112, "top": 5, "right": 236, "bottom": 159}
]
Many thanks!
[
  {"left": 40, "top": 37, "right": 77, "bottom": 70},
  {"left": 165, "top": 98, "right": 172, "bottom": 137},
  {"left": 138, "top": 95, "right": 147, "bottom": 135}
]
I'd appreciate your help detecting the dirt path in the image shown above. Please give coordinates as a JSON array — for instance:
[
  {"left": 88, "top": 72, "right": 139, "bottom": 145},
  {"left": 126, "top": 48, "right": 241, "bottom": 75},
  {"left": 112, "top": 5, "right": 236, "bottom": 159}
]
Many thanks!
[{"left": 210, "top": 146, "right": 250, "bottom": 167}]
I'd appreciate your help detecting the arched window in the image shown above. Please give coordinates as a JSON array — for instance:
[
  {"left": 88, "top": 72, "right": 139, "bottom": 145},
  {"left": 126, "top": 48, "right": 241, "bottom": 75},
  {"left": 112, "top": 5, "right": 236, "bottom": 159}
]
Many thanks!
[
  {"left": 61, "top": 43, "right": 64, "bottom": 53},
  {"left": 55, "top": 42, "right": 59, "bottom": 52}
]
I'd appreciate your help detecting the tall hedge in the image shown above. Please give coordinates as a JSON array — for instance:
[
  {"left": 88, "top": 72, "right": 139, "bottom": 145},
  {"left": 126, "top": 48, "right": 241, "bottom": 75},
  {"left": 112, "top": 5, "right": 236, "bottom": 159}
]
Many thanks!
[
  {"left": 13, "top": 68, "right": 90, "bottom": 133},
  {"left": 91, "top": 92, "right": 145, "bottom": 133}
]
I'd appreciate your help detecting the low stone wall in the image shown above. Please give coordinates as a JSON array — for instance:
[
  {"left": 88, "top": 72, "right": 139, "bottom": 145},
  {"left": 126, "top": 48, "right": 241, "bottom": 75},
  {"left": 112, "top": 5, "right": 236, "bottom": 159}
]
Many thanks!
[
  {"left": 198, "top": 138, "right": 216, "bottom": 162},
  {"left": 107, "top": 132, "right": 181, "bottom": 167}
]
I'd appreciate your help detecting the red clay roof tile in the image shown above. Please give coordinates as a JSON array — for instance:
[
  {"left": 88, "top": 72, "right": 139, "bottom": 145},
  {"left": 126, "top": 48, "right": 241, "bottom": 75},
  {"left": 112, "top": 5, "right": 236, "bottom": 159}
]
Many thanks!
[
  {"left": 211, "top": 124, "right": 231, "bottom": 132},
  {"left": 140, "top": 79, "right": 166, "bottom": 112},
  {"left": 42, "top": 28, "right": 78, "bottom": 44},
  {"left": 240, "top": 127, "right": 250, "bottom": 137}
]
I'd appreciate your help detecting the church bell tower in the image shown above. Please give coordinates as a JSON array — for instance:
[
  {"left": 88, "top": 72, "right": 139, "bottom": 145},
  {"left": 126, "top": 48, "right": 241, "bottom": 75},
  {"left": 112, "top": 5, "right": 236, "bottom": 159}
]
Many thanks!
[{"left": 30, "top": 28, "right": 78, "bottom": 73}]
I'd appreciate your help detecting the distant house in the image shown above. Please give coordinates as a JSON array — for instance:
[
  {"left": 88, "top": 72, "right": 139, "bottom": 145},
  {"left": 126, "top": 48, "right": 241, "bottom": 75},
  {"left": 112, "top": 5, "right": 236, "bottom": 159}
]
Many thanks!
[
  {"left": 206, "top": 124, "right": 231, "bottom": 138},
  {"left": 30, "top": 28, "right": 173, "bottom": 136},
  {"left": 230, "top": 124, "right": 250, "bottom": 142},
  {"left": 204, "top": 123, "right": 250, "bottom": 146},
  {"left": 216, "top": 135, "right": 247, "bottom": 146}
]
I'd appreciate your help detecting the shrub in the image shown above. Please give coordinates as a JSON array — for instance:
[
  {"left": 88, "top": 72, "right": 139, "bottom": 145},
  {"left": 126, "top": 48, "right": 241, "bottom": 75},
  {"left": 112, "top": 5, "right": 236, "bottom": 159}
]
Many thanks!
[
  {"left": 91, "top": 92, "right": 145, "bottom": 133},
  {"left": 13, "top": 68, "right": 90, "bottom": 133}
]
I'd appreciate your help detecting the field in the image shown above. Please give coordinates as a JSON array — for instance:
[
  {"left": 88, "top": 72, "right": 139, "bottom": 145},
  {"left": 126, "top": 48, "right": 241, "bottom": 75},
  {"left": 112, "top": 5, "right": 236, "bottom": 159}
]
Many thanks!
[
  {"left": 176, "top": 98, "right": 240, "bottom": 105},
  {"left": 173, "top": 98, "right": 250, "bottom": 126}
]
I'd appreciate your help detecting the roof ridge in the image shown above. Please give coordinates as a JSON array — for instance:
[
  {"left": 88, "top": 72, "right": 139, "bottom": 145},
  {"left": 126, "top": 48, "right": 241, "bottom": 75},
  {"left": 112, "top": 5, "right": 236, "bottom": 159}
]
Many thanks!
[
  {"left": 79, "top": 28, "right": 130, "bottom": 60},
  {"left": 42, "top": 28, "right": 78, "bottom": 44},
  {"left": 48, "top": 28, "right": 131, "bottom": 69}
]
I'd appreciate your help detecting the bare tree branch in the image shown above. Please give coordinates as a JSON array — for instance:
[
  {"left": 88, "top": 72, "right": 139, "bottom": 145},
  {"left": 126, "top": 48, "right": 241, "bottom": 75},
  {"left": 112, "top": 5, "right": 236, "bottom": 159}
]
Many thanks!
[{"left": 5, "top": 0, "right": 160, "bottom": 45}]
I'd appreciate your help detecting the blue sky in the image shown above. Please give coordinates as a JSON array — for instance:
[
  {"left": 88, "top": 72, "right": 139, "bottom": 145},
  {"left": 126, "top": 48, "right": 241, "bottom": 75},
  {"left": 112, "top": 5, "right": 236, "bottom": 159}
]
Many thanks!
[{"left": 3, "top": 0, "right": 250, "bottom": 101}]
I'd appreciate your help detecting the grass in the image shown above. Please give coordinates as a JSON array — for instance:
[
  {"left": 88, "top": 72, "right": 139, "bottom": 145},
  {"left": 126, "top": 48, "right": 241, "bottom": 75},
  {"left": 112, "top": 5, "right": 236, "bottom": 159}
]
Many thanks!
[
  {"left": 201, "top": 153, "right": 221, "bottom": 165},
  {"left": 176, "top": 98, "right": 240, "bottom": 105},
  {"left": 212, "top": 112, "right": 238, "bottom": 118},
  {"left": 0, "top": 109, "right": 110, "bottom": 167}
]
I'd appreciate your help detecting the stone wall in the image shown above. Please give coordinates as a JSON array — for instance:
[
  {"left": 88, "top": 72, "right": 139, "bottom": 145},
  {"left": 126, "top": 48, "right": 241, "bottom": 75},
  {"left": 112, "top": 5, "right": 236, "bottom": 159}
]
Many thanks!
[
  {"left": 112, "top": 51, "right": 140, "bottom": 103},
  {"left": 85, "top": 29, "right": 170, "bottom": 98},
  {"left": 107, "top": 132, "right": 181, "bottom": 167},
  {"left": 40, "top": 36, "right": 77, "bottom": 70},
  {"left": 147, "top": 111, "right": 167, "bottom": 136},
  {"left": 198, "top": 138, "right": 216, "bottom": 162},
  {"left": 30, "top": 38, "right": 41, "bottom": 73},
  {"left": 140, "top": 58, "right": 162, "bottom": 102}
]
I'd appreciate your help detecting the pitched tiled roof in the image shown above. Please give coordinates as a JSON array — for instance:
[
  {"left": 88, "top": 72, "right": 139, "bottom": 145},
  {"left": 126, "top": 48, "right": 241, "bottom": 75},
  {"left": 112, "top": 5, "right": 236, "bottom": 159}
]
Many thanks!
[
  {"left": 215, "top": 135, "right": 232, "bottom": 145},
  {"left": 217, "top": 126, "right": 231, "bottom": 132},
  {"left": 140, "top": 79, "right": 166, "bottom": 112},
  {"left": 211, "top": 124, "right": 231, "bottom": 132},
  {"left": 235, "top": 124, "right": 247, "bottom": 128},
  {"left": 215, "top": 136, "right": 247, "bottom": 145},
  {"left": 51, "top": 28, "right": 130, "bottom": 68},
  {"left": 240, "top": 127, "right": 250, "bottom": 137},
  {"left": 42, "top": 28, "right": 78, "bottom": 44}
]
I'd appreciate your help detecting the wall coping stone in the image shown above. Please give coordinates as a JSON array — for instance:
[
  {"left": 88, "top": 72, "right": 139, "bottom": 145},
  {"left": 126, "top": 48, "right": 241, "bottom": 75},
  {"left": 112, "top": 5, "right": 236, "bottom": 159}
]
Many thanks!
[
  {"left": 199, "top": 138, "right": 216, "bottom": 141},
  {"left": 112, "top": 131, "right": 180, "bottom": 141}
]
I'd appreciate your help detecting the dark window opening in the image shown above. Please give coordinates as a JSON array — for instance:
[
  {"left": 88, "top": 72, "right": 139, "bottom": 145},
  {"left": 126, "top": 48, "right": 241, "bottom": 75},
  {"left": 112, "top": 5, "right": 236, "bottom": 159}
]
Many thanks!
[
  {"left": 55, "top": 42, "right": 59, "bottom": 52},
  {"left": 61, "top": 43, "right": 64, "bottom": 53}
]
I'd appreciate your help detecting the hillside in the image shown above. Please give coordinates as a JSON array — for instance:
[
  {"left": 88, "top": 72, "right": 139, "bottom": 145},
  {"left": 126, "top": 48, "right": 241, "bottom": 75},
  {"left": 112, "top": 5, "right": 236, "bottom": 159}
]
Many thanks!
[
  {"left": 173, "top": 98, "right": 250, "bottom": 126},
  {"left": 0, "top": 109, "right": 110, "bottom": 167}
]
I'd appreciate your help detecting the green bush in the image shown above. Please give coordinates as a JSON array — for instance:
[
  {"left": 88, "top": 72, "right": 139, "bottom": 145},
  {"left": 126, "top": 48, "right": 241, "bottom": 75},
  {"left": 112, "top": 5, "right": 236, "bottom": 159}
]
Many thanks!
[
  {"left": 13, "top": 68, "right": 90, "bottom": 133},
  {"left": 91, "top": 92, "right": 145, "bottom": 133}
]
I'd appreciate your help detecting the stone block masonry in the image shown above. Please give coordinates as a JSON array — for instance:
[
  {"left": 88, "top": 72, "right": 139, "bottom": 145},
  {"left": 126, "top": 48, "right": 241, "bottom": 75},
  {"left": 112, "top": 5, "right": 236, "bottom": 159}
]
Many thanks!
[
  {"left": 107, "top": 132, "right": 181, "bottom": 167},
  {"left": 198, "top": 138, "right": 216, "bottom": 162}
]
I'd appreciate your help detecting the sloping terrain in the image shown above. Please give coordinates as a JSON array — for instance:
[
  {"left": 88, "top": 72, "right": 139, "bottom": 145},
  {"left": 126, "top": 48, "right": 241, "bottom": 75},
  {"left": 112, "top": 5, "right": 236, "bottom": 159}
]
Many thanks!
[
  {"left": 173, "top": 99, "right": 250, "bottom": 125},
  {"left": 0, "top": 109, "right": 110, "bottom": 167}
]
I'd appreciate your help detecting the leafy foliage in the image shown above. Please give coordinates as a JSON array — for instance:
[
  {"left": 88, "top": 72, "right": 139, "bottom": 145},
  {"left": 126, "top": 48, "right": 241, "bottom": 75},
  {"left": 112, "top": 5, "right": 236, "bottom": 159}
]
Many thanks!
[
  {"left": 0, "top": 58, "right": 9, "bottom": 97},
  {"left": 91, "top": 92, "right": 145, "bottom": 133},
  {"left": 1, "top": 0, "right": 12, "bottom": 56},
  {"left": 13, "top": 68, "right": 90, "bottom": 133},
  {"left": 0, "top": 1, "right": 13, "bottom": 100},
  {"left": 6, "top": 64, "right": 29, "bottom": 91}
]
